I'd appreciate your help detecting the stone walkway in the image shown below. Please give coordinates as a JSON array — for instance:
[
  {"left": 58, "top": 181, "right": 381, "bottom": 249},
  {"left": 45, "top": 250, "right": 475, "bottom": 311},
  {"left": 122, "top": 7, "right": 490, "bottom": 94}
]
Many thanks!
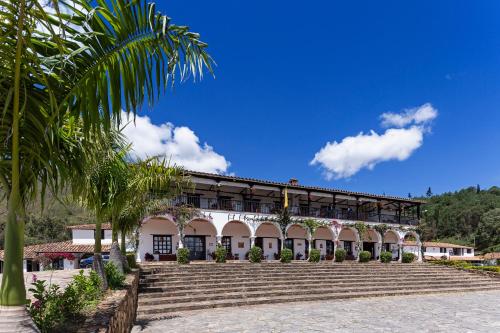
[
  {"left": 0, "top": 269, "right": 88, "bottom": 300},
  {"left": 132, "top": 290, "right": 500, "bottom": 333}
]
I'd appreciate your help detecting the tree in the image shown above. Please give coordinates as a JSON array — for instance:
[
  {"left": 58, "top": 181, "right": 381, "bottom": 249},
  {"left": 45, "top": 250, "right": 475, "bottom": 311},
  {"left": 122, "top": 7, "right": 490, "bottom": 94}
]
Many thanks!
[
  {"left": 476, "top": 208, "right": 500, "bottom": 252},
  {"left": 0, "top": 0, "right": 212, "bottom": 327},
  {"left": 426, "top": 187, "right": 433, "bottom": 197}
]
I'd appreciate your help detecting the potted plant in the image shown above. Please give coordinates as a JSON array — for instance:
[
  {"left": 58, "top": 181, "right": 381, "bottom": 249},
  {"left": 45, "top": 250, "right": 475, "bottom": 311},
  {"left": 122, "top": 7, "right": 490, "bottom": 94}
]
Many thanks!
[
  {"left": 296, "top": 252, "right": 303, "bottom": 260},
  {"left": 144, "top": 252, "right": 154, "bottom": 262}
]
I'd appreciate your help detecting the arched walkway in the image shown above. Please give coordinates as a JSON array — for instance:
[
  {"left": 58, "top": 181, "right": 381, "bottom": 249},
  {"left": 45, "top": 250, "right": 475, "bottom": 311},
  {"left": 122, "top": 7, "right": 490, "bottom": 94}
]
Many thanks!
[
  {"left": 286, "top": 224, "right": 309, "bottom": 260},
  {"left": 312, "top": 226, "right": 335, "bottom": 259},
  {"left": 383, "top": 230, "right": 400, "bottom": 261},
  {"left": 362, "top": 229, "right": 381, "bottom": 260},
  {"left": 255, "top": 222, "right": 282, "bottom": 260},
  {"left": 221, "top": 221, "right": 252, "bottom": 260},
  {"left": 138, "top": 216, "right": 179, "bottom": 262},
  {"left": 185, "top": 218, "right": 218, "bottom": 260},
  {"left": 338, "top": 227, "right": 359, "bottom": 260},
  {"left": 402, "top": 231, "right": 422, "bottom": 261}
]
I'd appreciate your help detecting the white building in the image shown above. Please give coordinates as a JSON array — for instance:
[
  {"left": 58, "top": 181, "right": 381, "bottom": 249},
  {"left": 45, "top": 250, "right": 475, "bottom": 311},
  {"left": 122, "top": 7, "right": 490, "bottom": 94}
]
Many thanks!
[
  {"left": 137, "top": 171, "right": 424, "bottom": 263},
  {"left": 0, "top": 224, "right": 113, "bottom": 273},
  {"left": 403, "top": 241, "right": 475, "bottom": 260}
]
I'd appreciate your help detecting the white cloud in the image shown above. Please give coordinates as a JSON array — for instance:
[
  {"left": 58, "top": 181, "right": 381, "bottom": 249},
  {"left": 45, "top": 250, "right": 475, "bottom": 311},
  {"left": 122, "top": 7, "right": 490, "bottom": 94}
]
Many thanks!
[
  {"left": 380, "top": 103, "right": 437, "bottom": 128},
  {"left": 121, "top": 112, "right": 230, "bottom": 174},
  {"left": 311, "top": 103, "right": 437, "bottom": 180}
]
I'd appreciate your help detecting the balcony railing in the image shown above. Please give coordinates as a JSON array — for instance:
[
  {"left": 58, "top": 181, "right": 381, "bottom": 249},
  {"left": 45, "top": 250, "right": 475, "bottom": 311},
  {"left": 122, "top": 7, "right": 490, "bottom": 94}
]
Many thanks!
[{"left": 168, "top": 195, "right": 418, "bottom": 225}]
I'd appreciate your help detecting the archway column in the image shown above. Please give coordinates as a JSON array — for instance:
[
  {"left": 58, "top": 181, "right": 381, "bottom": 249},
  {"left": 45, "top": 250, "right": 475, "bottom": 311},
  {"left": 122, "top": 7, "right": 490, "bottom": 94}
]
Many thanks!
[
  {"left": 178, "top": 234, "right": 184, "bottom": 249},
  {"left": 417, "top": 241, "right": 422, "bottom": 262},
  {"left": 376, "top": 241, "right": 382, "bottom": 261},
  {"left": 250, "top": 236, "right": 255, "bottom": 248},
  {"left": 398, "top": 243, "right": 403, "bottom": 263},
  {"left": 216, "top": 235, "right": 222, "bottom": 245}
]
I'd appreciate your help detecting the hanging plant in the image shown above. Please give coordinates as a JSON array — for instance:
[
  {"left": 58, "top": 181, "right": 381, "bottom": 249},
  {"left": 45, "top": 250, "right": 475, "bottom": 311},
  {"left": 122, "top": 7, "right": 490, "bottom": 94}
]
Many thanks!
[{"left": 354, "top": 222, "right": 368, "bottom": 239}]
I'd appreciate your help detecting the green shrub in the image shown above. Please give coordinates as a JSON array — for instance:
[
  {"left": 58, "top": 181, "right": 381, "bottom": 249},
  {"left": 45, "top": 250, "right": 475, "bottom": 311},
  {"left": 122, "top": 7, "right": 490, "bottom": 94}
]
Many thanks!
[
  {"left": 105, "top": 262, "right": 125, "bottom": 290},
  {"left": 380, "top": 251, "right": 392, "bottom": 263},
  {"left": 215, "top": 245, "right": 227, "bottom": 263},
  {"left": 249, "top": 246, "right": 262, "bottom": 263},
  {"left": 280, "top": 248, "right": 293, "bottom": 263},
  {"left": 126, "top": 253, "right": 137, "bottom": 269},
  {"left": 359, "top": 251, "right": 371, "bottom": 263},
  {"left": 335, "top": 248, "right": 346, "bottom": 262},
  {"left": 402, "top": 252, "right": 416, "bottom": 263},
  {"left": 177, "top": 248, "right": 190, "bottom": 264},
  {"left": 28, "top": 270, "right": 102, "bottom": 332},
  {"left": 468, "top": 266, "right": 500, "bottom": 273},
  {"left": 309, "top": 249, "right": 321, "bottom": 263}
]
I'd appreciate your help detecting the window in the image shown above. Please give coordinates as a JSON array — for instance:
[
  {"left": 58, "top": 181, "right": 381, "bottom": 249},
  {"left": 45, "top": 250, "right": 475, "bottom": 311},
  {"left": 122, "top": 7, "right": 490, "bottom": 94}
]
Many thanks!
[
  {"left": 153, "top": 235, "right": 172, "bottom": 254},
  {"left": 467, "top": 249, "right": 472, "bottom": 254},
  {"left": 440, "top": 248, "right": 446, "bottom": 253},
  {"left": 221, "top": 236, "right": 231, "bottom": 254}
]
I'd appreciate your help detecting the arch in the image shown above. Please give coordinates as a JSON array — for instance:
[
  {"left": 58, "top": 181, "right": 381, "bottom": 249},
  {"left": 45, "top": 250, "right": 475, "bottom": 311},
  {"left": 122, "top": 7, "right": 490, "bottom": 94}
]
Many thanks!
[
  {"left": 313, "top": 226, "right": 335, "bottom": 240},
  {"left": 338, "top": 226, "right": 359, "bottom": 242},
  {"left": 362, "top": 229, "right": 381, "bottom": 243},
  {"left": 138, "top": 216, "right": 179, "bottom": 262},
  {"left": 222, "top": 220, "right": 252, "bottom": 237},
  {"left": 255, "top": 222, "right": 282, "bottom": 260},
  {"left": 403, "top": 230, "right": 420, "bottom": 243},
  {"left": 185, "top": 218, "right": 218, "bottom": 237},
  {"left": 255, "top": 222, "right": 282, "bottom": 239},
  {"left": 383, "top": 230, "right": 399, "bottom": 244},
  {"left": 286, "top": 223, "right": 309, "bottom": 239}
]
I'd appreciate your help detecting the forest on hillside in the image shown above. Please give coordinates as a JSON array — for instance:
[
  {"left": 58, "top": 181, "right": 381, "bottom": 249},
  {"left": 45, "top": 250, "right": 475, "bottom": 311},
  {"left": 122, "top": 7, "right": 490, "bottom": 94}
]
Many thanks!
[{"left": 418, "top": 186, "right": 500, "bottom": 253}]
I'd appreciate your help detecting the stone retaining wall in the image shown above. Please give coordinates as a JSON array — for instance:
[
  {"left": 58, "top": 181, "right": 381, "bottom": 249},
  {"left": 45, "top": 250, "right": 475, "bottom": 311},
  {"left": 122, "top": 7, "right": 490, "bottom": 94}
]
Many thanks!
[{"left": 78, "top": 270, "right": 139, "bottom": 333}]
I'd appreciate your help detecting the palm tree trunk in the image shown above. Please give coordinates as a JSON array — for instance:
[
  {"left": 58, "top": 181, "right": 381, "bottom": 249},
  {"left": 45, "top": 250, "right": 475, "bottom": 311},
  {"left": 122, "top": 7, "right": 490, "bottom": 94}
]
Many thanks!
[
  {"left": 120, "top": 229, "right": 126, "bottom": 254},
  {"left": 111, "top": 214, "right": 118, "bottom": 243},
  {"left": 93, "top": 216, "right": 108, "bottom": 290},
  {"left": 0, "top": 0, "right": 25, "bottom": 306},
  {"left": 0, "top": 1, "right": 39, "bottom": 331}
]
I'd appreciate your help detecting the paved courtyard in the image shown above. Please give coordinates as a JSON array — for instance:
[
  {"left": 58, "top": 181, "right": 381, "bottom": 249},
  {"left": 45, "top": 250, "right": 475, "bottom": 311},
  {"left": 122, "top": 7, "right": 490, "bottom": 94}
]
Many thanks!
[{"left": 133, "top": 290, "right": 500, "bottom": 333}]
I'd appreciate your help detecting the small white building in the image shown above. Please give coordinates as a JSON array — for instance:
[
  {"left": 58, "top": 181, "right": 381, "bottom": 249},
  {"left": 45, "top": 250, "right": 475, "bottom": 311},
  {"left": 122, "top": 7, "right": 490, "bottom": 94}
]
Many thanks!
[
  {"left": 403, "top": 241, "right": 475, "bottom": 260},
  {"left": 0, "top": 223, "right": 113, "bottom": 273}
]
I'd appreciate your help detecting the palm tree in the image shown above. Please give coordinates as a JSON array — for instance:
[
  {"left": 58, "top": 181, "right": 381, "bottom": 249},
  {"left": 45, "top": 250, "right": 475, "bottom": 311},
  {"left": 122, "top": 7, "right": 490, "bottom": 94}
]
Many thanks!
[{"left": 0, "top": 0, "right": 212, "bottom": 328}]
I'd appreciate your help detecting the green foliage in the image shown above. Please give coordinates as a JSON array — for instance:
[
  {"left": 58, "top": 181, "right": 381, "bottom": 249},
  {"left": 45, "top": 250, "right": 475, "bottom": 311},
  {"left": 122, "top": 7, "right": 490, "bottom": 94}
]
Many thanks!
[
  {"left": 126, "top": 253, "right": 138, "bottom": 269},
  {"left": 28, "top": 270, "right": 102, "bottom": 332},
  {"left": 104, "top": 262, "right": 125, "bottom": 290},
  {"left": 277, "top": 209, "right": 292, "bottom": 238},
  {"left": 177, "top": 248, "right": 190, "bottom": 264},
  {"left": 374, "top": 224, "right": 389, "bottom": 239},
  {"left": 359, "top": 251, "right": 371, "bottom": 263},
  {"left": 309, "top": 249, "right": 321, "bottom": 263},
  {"left": 215, "top": 245, "right": 227, "bottom": 263},
  {"left": 249, "top": 246, "right": 263, "bottom": 263},
  {"left": 418, "top": 186, "right": 500, "bottom": 251},
  {"left": 354, "top": 222, "right": 368, "bottom": 239},
  {"left": 402, "top": 252, "right": 416, "bottom": 263},
  {"left": 430, "top": 260, "right": 500, "bottom": 273},
  {"left": 280, "top": 248, "right": 293, "bottom": 263},
  {"left": 380, "top": 251, "right": 393, "bottom": 263},
  {"left": 335, "top": 249, "right": 347, "bottom": 262}
]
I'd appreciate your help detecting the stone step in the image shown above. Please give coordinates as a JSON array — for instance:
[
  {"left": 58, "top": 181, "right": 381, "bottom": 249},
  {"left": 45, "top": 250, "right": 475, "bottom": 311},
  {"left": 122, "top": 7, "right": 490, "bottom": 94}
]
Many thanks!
[
  {"left": 140, "top": 274, "right": 489, "bottom": 288},
  {"left": 141, "top": 266, "right": 456, "bottom": 274},
  {"left": 140, "top": 264, "right": 427, "bottom": 272},
  {"left": 140, "top": 272, "right": 466, "bottom": 284},
  {"left": 136, "top": 285, "right": 499, "bottom": 318},
  {"left": 138, "top": 279, "right": 499, "bottom": 297}
]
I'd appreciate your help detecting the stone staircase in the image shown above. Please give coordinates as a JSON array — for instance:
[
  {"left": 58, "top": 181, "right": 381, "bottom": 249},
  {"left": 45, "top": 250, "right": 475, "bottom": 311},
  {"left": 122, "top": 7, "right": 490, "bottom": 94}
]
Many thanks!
[{"left": 136, "top": 262, "right": 500, "bottom": 320}]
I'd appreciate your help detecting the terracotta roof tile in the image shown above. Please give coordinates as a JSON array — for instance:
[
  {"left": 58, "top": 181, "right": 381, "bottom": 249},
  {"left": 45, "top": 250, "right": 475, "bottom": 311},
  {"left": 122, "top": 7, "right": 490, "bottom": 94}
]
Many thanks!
[
  {"left": 0, "top": 241, "right": 111, "bottom": 260},
  {"left": 484, "top": 252, "right": 500, "bottom": 260}
]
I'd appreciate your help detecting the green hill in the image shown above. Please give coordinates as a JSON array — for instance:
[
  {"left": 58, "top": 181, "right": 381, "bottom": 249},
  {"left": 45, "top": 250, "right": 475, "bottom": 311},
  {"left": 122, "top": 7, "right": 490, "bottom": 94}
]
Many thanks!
[{"left": 418, "top": 186, "right": 500, "bottom": 253}]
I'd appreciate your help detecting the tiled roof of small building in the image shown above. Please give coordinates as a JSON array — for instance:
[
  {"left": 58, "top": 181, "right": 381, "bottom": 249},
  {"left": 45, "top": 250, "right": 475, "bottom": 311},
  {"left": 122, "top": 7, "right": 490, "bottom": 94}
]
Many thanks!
[
  {"left": 67, "top": 223, "right": 112, "bottom": 230},
  {"left": 449, "top": 256, "right": 484, "bottom": 261},
  {"left": 404, "top": 241, "right": 474, "bottom": 249},
  {"left": 0, "top": 241, "right": 111, "bottom": 260},
  {"left": 187, "top": 170, "right": 425, "bottom": 204}
]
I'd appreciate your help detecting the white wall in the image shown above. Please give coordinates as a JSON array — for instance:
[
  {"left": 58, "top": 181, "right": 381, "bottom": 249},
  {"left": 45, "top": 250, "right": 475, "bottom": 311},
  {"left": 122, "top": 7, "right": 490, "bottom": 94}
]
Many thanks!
[
  {"left": 261, "top": 238, "right": 279, "bottom": 259},
  {"left": 138, "top": 218, "right": 179, "bottom": 262},
  {"left": 72, "top": 229, "right": 112, "bottom": 245}
]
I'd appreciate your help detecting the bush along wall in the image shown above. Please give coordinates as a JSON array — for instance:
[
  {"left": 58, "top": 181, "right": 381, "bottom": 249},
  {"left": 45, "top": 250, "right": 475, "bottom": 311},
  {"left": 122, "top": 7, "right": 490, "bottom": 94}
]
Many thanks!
[
  {"left": 380, "top": 251, "right": 393, "bottom": 263},
  {"left": 335, "top": 249, "right": 346, "bottom": 262},
  {"left": 177, "top": 248, "right": 190, "bottom": 264},
  {"left": 402, "top": 252, "right": 416, "bottom": 263},
  {"left": 280, "top": 248, "right": 293, "bottom": 263},
  {"left": 309, "top": 249, "right": 321, "bottom": 263},
  {"left": 249, "top": 246, "right": 262, "bottom": 263},
  {"left": 359, "top": 251, "right": 371, "bottom": 263},
  {"left": 215, "top": 245, "right": 227, "bottom": 263}
]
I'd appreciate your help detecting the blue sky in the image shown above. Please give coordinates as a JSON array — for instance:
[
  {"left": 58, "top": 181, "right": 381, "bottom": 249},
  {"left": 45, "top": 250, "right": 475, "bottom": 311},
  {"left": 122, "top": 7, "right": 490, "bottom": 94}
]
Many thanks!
[{"left": 126, "top": 1, "right": 500, "bottom": 197}]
